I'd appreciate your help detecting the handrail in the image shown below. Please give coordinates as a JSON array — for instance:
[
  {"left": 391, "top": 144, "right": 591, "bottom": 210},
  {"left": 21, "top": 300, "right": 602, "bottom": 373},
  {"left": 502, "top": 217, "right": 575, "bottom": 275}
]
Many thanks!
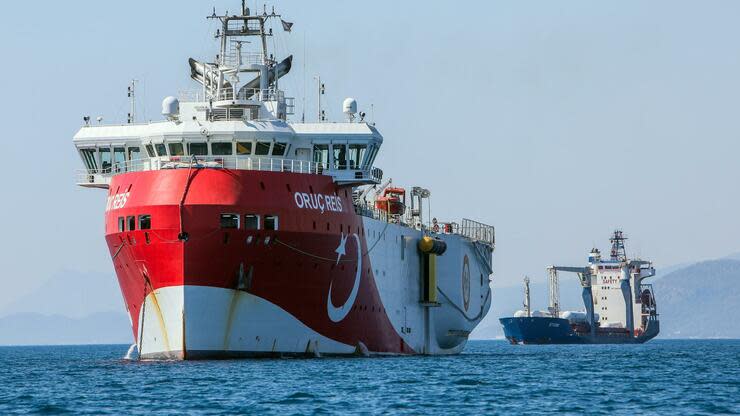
[
  {"left": 75, "top": 156, "right": 382, "bottom": 187},
  {"left": 81, "top": 156, "right": 323, "bottom": 177},
  {"left": 179, "top": 88, "right": 289, "bottom": 103},
  {"left": 353, "top": 203, "right": 495, "bottom": 247}
]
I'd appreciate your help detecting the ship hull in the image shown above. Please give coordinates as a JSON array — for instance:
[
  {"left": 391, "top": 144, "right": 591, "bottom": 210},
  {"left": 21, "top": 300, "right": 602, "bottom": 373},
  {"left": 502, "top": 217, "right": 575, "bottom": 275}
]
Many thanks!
[
  {"left": 500, "top": 317, "right": 659, "bottom": 345},
  {"left": 105, "top": 168, "right": 493, "bottom": 359}
]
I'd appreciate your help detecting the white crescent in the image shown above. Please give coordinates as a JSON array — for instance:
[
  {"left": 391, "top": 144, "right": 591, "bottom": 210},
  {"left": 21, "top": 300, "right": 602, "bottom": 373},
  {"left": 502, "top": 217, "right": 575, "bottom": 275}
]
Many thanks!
[{"left": 327, "top": 233, "right": 362, "bottom": 323}]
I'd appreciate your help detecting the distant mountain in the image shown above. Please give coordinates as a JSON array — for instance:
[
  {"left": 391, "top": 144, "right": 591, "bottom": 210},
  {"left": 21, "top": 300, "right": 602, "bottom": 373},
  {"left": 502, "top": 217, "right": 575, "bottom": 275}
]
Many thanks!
[
  {"left": 0, "top": 270, "right": 122, "bottom": 319},
  {"left": 0, "top": 312, "right": 131, "bottom": 346},
  {"left": 654, "top": 259, "right": 740, "bottom": 339}
]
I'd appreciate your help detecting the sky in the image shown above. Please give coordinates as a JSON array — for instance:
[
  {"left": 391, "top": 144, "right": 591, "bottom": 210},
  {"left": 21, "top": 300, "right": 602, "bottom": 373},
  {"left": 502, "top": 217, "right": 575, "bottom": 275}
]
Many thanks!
[{"left": 1, "top": 0, "right": 740, "bottom": 317}]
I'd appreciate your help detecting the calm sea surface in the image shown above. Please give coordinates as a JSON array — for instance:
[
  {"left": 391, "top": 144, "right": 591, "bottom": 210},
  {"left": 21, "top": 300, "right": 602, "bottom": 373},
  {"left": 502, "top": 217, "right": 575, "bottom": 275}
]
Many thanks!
[{"left": 0, "top": 340, "right": 738, "bottom": 415}]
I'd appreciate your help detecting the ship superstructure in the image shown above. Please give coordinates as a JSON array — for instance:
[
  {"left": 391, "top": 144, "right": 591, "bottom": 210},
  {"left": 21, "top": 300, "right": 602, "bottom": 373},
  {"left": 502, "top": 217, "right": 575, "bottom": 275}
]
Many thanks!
[
  {"left": 73, "top": 3, "right": 495, "bottom": 359},
  {"left": 500, "top": 230, "right": 659, "bottom": 344}
]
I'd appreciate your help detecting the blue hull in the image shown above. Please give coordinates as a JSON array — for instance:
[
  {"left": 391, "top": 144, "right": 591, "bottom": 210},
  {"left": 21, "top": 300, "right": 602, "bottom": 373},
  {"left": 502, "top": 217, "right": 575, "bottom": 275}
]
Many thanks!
[
  {"left": 499, "top": 316, "right": 659, "bottom": 345},
  {"left": 499, "top": 317, "right": 583, "bottom": 344}
]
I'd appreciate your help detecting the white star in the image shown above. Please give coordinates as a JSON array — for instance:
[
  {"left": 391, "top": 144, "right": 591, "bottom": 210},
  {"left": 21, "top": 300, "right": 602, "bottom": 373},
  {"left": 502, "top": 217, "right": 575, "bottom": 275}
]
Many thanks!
[{"left": 335, "top": 233, "right": 348, "bottom": 265}]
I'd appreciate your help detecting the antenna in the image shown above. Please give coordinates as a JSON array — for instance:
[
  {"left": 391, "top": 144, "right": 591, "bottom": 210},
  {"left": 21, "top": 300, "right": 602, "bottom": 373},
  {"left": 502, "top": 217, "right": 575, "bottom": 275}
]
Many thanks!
[
  {"left": 315, "top": 75, "right": 325, "bottom": 122},
  {"left": 127, "top": 79, "right": 137, "bottom": 124}
]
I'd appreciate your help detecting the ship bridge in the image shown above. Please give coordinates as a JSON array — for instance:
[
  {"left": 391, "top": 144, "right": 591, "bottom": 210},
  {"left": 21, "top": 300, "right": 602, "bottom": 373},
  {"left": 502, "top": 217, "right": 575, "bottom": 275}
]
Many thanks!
[
  {"left": 73, "top": 3, "right": 383, "bottom": 189},
  {"left": 74, "top": 119, "right": 383, "bottom": 189}
]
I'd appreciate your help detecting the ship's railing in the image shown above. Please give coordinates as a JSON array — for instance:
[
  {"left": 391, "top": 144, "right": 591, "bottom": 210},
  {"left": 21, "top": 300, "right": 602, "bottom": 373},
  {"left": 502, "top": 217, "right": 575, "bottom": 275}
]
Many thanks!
[
  {"left": 180, "top": 88, "right": 290, "bottom": 103},
  {"left": 353, "top": 203, "right": 495, "bottom": 248},
  {"left": 76, "top": 156, "right": 380, "bottom": 188},
  {"left": 457, "top": 219, "right": 496, "bottom": 246}
]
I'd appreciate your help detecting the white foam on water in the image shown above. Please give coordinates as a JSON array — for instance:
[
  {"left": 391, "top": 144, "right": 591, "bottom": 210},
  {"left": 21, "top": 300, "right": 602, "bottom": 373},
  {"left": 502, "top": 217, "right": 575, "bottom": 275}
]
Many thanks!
[{"left": 123, "top": 343, "right": 138, "bottom": 360}]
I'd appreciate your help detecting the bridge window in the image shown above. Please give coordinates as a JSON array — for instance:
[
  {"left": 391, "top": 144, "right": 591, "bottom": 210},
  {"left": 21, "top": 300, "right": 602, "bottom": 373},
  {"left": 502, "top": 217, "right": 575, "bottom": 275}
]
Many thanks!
[
  {"left": 272, "top": 142, "right": 287, "bottom": 156},
  {"left": 348, "top": 144, "right": 367, "bottom": 170},
  {"left": 255, "top": 142, "right": 271, "bottom": 156},
  {"left": 333, "top": 144, "right": 347, "bottom": 170},
  {"left": 138, "top": 215, "right": 151, "bottom": 230},
  {"left": 264, "top": 215, "right": 279, "bottom": 231},
  {"left": 127, "top": 216, "right": 136, "bottom": 231},
  {"left": 128, "top": 147, "right": 141, "bottom": 161},
  {"left": 237, "top": 142, "right": 252, "bottom": 155},
  {"left": 212, "top": 142, "right": 233, "bottom": 156},
  {"left": 188, "top": 142, "right": 208, "bottom": 156},
  {"left": 145, "top": 145, "right": 156, "bottom": 157},
  {"left": 80, "top": 149, "right": 98, "bottom": 171},
  {"left": 169, "top": 143, "right": 184, "bottom": 156},
  {"left": 220, "top": 214, "right": 240, "bottom": 229},
  {"left": 113, "top": 147, "right": 126, "bottom": 172},
  {"left": 365, "top": 146, "right": 379, "bottom": 169},
  {"left": 245, "top": 215, "right": 260, "bottom": 230},
  {"left": 117, "top": 217, "right": 125, "bottom": 232},
  {"left": 155, "top": 143, "right": 167, "bottom": 156},
  {"left": 313, "top": 145, "right": 329, "bottom": 167},
  {"left": 100, "top": 148, "right": 112, "bottom": 173}
]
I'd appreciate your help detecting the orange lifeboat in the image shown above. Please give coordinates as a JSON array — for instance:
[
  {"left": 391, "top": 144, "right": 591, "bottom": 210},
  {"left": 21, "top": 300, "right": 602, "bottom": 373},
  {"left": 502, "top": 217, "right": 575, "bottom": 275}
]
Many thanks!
[{"left": 375, "top": 187, "right": 406, "bottom": 215}]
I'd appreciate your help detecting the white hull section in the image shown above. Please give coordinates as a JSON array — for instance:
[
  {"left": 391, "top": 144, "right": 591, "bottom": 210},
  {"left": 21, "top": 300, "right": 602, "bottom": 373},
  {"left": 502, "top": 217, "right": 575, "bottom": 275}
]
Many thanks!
[
  {"left": 362, "top": 218, "right": 493, "bottom": 355},
  {"left": 137, "top": 286, "right": 355, "bottom": 359}
]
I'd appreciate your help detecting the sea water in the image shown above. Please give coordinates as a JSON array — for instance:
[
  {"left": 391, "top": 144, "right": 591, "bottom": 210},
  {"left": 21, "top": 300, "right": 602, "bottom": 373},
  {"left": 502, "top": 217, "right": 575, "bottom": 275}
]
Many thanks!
[{"left": 0, "top": 340, "right": 737, "bottom": 415}]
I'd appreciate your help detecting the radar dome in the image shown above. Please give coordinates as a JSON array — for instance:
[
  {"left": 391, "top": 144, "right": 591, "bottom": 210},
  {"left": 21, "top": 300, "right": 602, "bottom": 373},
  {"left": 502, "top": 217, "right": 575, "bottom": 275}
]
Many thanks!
[
  {"left": 162, "top": 96, "right": 180, "bottom": 120},
  {"left": 343, "top": 98, "right": 358, "bottom": 115}
]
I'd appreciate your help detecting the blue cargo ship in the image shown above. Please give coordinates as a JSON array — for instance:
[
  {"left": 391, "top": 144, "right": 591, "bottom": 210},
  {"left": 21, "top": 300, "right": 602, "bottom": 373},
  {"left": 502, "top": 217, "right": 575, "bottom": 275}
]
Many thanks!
[{"left": 500, "top": 231, "right": 659, "bottom": 345}]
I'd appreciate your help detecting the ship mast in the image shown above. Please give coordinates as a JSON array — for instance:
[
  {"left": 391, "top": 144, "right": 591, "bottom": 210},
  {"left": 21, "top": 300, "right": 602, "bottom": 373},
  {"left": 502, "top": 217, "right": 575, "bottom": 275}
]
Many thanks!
[
  {"left": 610, "top": 230, "right": 628, "bottom": 262},
  {"left": 203, "top": 3, "right": 283, "bottom": 102}
]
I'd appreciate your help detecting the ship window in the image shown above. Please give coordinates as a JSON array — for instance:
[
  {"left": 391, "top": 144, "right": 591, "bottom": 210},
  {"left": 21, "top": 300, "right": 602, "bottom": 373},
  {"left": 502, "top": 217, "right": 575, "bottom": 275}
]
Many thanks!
[
  {"left": 100, "top": 148, "right": 112, "bottom": 173},
  {"left": 155, "top": 143, "right": 167, "bottom": 156},
  {"left": 113, "top": 147, "right": 126, "bottom": 172},
  {"left": 365, "top": 146, "right": 379, "bottom": 168},
  {"left": 264, "top": 215, "right": 279, "bottom": 231},
  {"left": 245, "top": 215, "right": 260, "bottom": 230},
  {"left": 188, "top": 142, "right": 208, "bottom": 156},
  {"left": 272, "top": 142, "right": 287, "bottom": 156},
  {"left": 128, "top": 147, "right": 141, "bottom": 161},
  {"left": 138, "top": 215, "right": 151, "bottom": 230},
  {"left": 117, "top": 217, "right": 125, "bottom": 232},
  {"left": 127, "top": 216, "right": 136, "bottom": 231},
  {"left": 220, "top": 214, "right": 240, "bottom": 229},
  {"left": 348, "top": 144, "right": 367, "bottom": 170},
  {"left": 332, "top": 145, "right": 347, "bottom": 170},
  {"left": 313, "top": 145, "right": 329, "bottom": 167},
  {"left": 145, "top": 145, "right": 156, "bottom": 157},
  {"left": 255, "top": 142, "right": 271, "bottom": 156},
  {"left": 80, "top": 149, "right": 98, "bottom": 171},
  {"left": 169, "top": 143, "right": 184, "bottom": 156},
  {"left": 237, "top": 142, "right": 252, "bottom": 155},
  {"left": 212, "top": 142, "right": 233, "bottom": 156}
]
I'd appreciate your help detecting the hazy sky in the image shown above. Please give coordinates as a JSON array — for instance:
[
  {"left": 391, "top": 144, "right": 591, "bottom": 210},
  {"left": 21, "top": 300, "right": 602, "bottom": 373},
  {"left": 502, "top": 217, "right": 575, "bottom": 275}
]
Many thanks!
[{"left": 1, "top": 0, "right": 739, "bottom": 314}]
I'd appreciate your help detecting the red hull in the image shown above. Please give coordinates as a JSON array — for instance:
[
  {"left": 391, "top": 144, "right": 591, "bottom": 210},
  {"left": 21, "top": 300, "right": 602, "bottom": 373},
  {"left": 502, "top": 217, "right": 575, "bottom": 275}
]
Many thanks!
[{"left": 106, "top": 168, "right": 413, "bottom": 354}]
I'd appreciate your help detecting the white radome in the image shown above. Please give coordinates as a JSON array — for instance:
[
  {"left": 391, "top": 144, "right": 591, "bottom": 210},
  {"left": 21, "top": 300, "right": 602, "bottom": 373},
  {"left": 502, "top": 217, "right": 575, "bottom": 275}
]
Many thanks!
[
  {"left": 162, "top": 96, "right": 180, "bottom": 120},
  {"left": 343, "top": 97, "right": 358, "bottom": 116}
]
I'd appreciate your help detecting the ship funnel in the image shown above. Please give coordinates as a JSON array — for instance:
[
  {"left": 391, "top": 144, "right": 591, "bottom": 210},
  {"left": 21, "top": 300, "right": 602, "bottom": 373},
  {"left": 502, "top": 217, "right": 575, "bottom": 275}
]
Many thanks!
[{"left": 237, "top": 55, "right": 293, "bottom": 97}]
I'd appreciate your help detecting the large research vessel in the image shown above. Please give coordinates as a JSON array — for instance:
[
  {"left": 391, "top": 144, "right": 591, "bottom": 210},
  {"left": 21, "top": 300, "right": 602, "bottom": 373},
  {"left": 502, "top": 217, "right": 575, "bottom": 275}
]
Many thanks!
[
  {"left": 500, "top": 231, "right": 659, "bottom": 344},
  {"left": 73, "top": 4, "right": 495, "bottom": 359}
]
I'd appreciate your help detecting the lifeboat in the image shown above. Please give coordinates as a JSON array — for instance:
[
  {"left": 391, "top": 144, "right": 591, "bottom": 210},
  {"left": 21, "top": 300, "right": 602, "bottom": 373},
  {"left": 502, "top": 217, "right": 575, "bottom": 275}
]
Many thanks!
[{"left": 375, "top": 187, "right": 406, "bottom": 215}]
